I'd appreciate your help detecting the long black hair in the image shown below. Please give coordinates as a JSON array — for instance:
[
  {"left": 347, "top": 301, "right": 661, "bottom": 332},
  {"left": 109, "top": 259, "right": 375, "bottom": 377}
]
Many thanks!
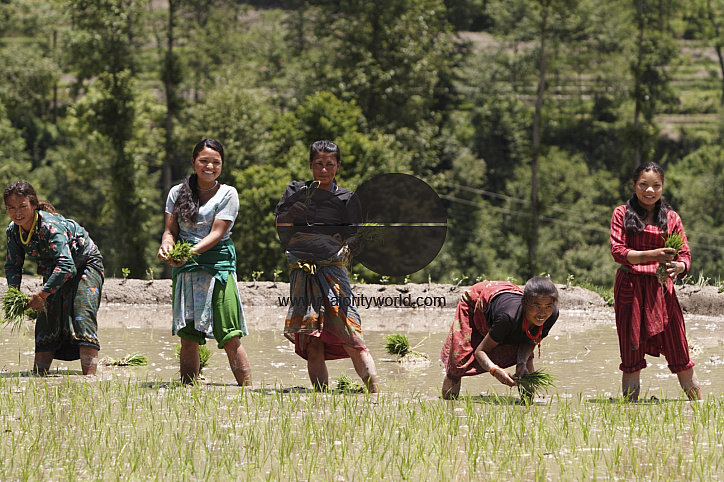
[
  {"left": 623, "top": 162, "right": 670, "bottom": 235},
  {"left": 172, "top": 139, "right": 224, "bottom": 223}
]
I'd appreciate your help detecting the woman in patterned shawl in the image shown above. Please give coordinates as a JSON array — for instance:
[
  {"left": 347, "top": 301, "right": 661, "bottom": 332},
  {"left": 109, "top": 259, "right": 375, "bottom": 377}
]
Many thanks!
[
  {"left": 158, "top": 139, "right": 251, "bottom": 386},
  {"left": 275, "top": 140, "right": 379, "bottom": 393},
  {"left": 4, "top": 181, "right": 104, "bottom": 375},
  {"left": 440, "top": 277, "right": 559, "bottom": 400}
]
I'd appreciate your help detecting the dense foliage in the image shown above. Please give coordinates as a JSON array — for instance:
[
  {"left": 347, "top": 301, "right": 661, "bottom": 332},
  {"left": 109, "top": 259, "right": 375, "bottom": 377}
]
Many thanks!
[{"left": 1, "top": 0, "right": 723, "bottom": 286}]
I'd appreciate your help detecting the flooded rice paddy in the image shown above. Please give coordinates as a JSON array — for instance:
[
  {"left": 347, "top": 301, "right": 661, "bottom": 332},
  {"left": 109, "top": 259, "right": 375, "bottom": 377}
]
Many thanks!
[
  {"left": 2, "top": 306, "right": 724, "bottom": 479},
  {"left": 2, "top": 305, "right": 724, "bottom": 400}
]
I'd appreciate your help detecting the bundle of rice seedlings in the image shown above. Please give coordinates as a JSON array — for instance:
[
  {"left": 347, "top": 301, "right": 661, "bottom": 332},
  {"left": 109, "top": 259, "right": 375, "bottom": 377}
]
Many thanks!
[
  {"left": 656, "top": 233, "right": 685, "bottom": 285},
  {"left": 384, "top": 333, "right": 411, "bottom": 357},
  {"left": 2, "top": 287, "right": 36, "bottom": 332},
  {"left": 168, "top": 240, "right": 198, "bottom": 263},
  {"left": 108, "top": 352, "right": 149, "bottom": 366},
  {"left": 383, "top": 333, "right": 429, "bottom": 364},
  {"left": 517, "top": 369, "right": 556, "bottom": 397},
  {"left": 336, "top": 374, "right": 364, "bottom": 393},
  {"left": 174, "top": 343, "right": 212, "bottom": 371}
]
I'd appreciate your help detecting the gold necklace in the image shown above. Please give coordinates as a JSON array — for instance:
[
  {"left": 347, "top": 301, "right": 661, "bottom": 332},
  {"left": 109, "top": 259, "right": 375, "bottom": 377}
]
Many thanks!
[{"left": 19, "top": 211, "right": 38, "bottom": 245}]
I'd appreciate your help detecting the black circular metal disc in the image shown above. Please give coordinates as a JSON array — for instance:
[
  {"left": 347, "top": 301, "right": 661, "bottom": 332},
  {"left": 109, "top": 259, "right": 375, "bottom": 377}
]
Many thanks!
[{"left": 275, "top": 173, "right": 447, "bottom": 277}]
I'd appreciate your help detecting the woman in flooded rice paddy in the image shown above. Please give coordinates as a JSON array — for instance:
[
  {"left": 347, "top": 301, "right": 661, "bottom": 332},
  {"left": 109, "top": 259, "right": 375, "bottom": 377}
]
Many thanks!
[
  {"left": 158, "top": 138, "right": 252, "bottom": 386},
  {"left": 275, "top": 140, "right": 379, "bottom": 393},
  {"left": 440, "top": 277, "right": 559, "bottom": 400},
  {"left": 4, "top": 181, "right": 104, "bottom": 375},
  {"left": 610, "top": 161, "right": 701, "bottom": 401}
]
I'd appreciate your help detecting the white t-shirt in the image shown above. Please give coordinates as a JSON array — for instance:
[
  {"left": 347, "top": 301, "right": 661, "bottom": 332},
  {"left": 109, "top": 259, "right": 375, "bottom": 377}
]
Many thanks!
[{"left": 165, "top": 183, "right": 239, "bottom": 242}]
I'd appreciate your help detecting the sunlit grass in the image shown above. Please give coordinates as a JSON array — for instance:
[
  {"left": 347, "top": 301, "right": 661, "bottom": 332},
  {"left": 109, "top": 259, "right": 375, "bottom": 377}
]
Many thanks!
[{"left": 0, "top": 375, "right": 721, "bottom": 480}]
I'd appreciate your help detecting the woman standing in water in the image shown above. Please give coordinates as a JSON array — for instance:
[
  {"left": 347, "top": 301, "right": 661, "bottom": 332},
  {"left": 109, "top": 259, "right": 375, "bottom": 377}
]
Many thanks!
[
  {"left": 275, "top": 140, "right": 379, "bottom": 393},
  {"left": 4, "top": 181, "right": 103, "bottom": 375},
  {"left": 158, "top": 138, "right": 252, "bottom": 386},
  {"left": 610, "top": 161, "right": 701, "bottom": 400}
]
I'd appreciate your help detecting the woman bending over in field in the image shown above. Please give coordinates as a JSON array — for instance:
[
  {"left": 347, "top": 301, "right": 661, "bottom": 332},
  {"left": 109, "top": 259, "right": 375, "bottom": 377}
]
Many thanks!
[
  {"left": 4, "top": 181, "right": 104, "bottom": 375},
  {"left": 158, "top": 138, "right": 251, "bottom": 386},
  {"left": 610, "top": 161, "right": 701, "bottom": 401},
  {"left": 440, "top": 277, "right": 559, "bottom": 400},
  {"left": 275, "top": 140, "right": 379, "bottom": 393}
]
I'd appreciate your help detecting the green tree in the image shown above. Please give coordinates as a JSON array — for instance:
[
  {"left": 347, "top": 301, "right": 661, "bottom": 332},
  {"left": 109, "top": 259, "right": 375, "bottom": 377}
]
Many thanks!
[
  {"left": 628, "top": 0, "right": 679, "bottom": 165},
  {"left": 668, "top": 144, "right": 724, "bottom": 277},
  {"left": 65, "top": 0, "right": 153, "bottom": 277}
]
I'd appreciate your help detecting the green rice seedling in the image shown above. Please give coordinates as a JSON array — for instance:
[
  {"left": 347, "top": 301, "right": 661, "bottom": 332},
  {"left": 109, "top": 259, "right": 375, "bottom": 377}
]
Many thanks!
[
  {"left": 167, "top": 240, "right": 198, "bottom": 263},
  {"left": 657, "top": 232, "right": 684, "bottom": 285},
  {"left": 2, "top": 287, "right": 36, "bottom": 331},
  {"left": 517, "top": 369, "right": 556, "bottom": 397},
  {"left": 304, "top": 180, "right": 321, "bottom": 206},
  {"left": 108, "top": 352, "right": 149, "bottom": 367},
  {"left": 336, "top": 374, "right": 364, "bottom": 393},
  {"left": 174, "top": 343, "right": 212, "bottom": 371},
  {"left": 384, "top": 333, "right": 411, "bottom": 357},
  {"left": 383, "top": 333, "right": 429, "bottom": 364}
]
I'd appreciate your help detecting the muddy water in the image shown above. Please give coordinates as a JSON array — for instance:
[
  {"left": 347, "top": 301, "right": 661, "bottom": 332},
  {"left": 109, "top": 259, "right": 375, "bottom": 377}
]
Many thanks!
[{"left": 2, "top": 305, "right": 724, "bottom": 400}]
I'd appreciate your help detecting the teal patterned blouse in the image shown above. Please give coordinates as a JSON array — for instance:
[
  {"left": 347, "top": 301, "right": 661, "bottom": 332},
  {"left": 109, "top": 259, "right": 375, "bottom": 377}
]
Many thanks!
[{"left": 4, "top": 210, "right": 102, "bottom": 293}]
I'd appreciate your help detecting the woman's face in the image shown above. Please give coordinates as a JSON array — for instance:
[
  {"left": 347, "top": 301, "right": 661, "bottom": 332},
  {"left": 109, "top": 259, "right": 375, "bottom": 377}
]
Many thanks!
[
  {"left": 4, "top": 194, "right": 36, "bottom": 231},
  {"left": 309, "top": 152, "right": 339, "bottom": 190},
  {"left": 525, "top": 296, "right": 556, "bottom": 327},
  {"left": 633, "top": 170, "right": 663, "bottom": 211},
  {"left": 193, "top": 147, "right": 223, "bottom": 185}
]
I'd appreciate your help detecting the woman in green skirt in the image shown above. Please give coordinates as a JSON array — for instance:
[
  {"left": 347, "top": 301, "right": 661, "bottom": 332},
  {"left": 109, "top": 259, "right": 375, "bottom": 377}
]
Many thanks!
[{"left": 158, "top": 139, "right": 251, "bottom": 385}]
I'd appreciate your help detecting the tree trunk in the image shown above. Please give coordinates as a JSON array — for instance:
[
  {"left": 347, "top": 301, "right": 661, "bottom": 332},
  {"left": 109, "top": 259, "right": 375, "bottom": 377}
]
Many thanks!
[{"left": 529, "top": 0, "right": 550, "bottom": 278}]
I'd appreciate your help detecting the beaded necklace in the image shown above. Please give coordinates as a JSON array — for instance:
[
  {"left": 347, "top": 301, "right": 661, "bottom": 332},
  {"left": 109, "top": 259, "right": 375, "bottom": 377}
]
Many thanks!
[
  {"left": 524, "top": 316, "right": 543, "bottom": 358},
  {"left": 19, "top": 211, "right": 38, "bottom": 245}
]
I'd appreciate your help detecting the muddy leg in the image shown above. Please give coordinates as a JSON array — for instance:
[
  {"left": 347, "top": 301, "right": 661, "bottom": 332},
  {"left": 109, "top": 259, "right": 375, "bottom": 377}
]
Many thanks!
[
  {"left": 442, "top": 376, "right": 461, "bottom": 400},
  {"left": 79, "top": 346, "right": 99, "bottom": 375},
  {"left": 676, "top": 367, "right": 702, "bottom": 401},
  {"left": 622, "top": 370, "right": 641, "bottom": 401},
  {"left": 344, "top": 346, "right": 379, "bottom": 393},
  {"left": 307, "top": 337, "right": 328, "bottom": 391},
  {"left": 222, "top": 337, "right": 252, "bottom": 387},
  {"left": 33, "top": 351, "right": 55, "bottom": 375},
  {"left": 179, "top": 338, "right": 200, "bottom": 384}
]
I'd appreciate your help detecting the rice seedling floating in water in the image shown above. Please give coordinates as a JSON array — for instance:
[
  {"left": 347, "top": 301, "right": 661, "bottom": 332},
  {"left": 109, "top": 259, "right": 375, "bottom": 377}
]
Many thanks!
[
  {"left": 174, "top": 343, "right": 212, "bottom": 371},
  {"left": 384, "top": 333, "right": 411, "bottom": 357},
  {"left": 656, "top": 232, "right": 684, "bottom": 285},
  {"left": 106, "top": 352, "right": 149, "bottom": 367},
  {"left": 517, "top": 369, "right": 556, "bottom": 397},
  {"left": 167, "top": 240, "right": 198, "bottom": 263},
  {"left": 383, "top": 333, "right": 430, "bottom": 365},
  {"left": 336, "top": 374, "right": 364, "bottom": 393},
  {"left": 2, "top": 287, "right": 36, "bottom": 332}
]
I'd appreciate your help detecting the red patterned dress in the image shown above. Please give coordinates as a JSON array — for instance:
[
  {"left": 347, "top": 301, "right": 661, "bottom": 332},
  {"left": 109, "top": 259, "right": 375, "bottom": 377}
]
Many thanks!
[
  {"left": 440, "top": 281, "right": 558, "bottom": 381},
  {"left": 610, "top": 205, "right": 694, "bottom": 374}
]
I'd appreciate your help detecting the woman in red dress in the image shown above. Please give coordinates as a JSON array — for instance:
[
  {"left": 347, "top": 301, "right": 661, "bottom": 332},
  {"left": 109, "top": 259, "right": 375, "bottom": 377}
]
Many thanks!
[
  {"left": 610, "top": 161, "right": 701, "bottom": 400},
  {"left": 440, "top": 276, "right": 559, "bottom": 400}
]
